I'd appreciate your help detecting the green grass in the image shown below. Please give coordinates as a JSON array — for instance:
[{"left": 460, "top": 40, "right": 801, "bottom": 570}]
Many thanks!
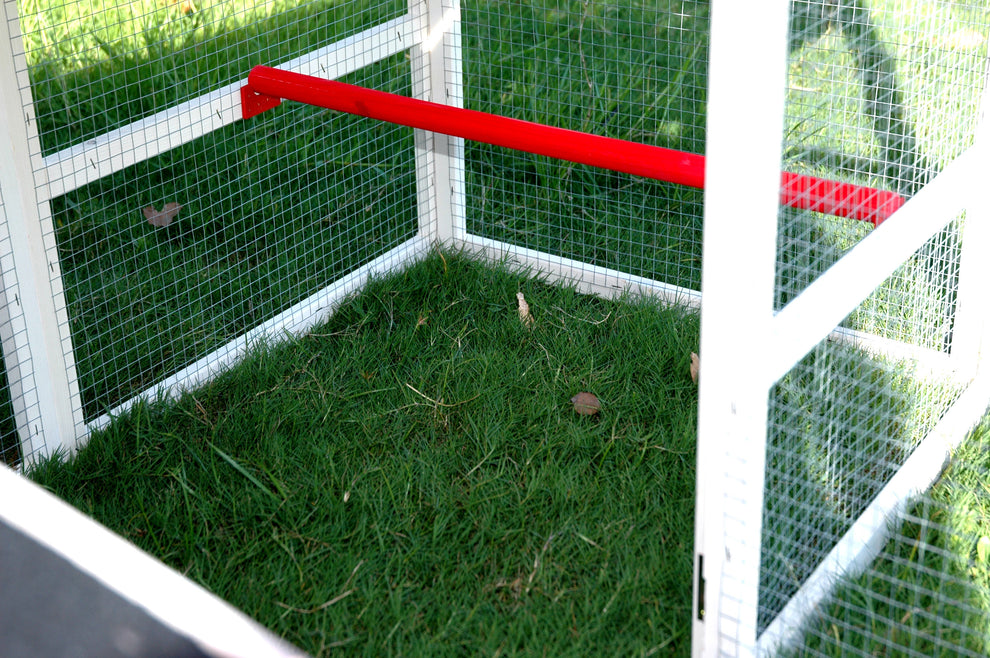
[
  {"left": 761, "top": 339, "right": 965, "bottom": 634},
  {"left": 459, "top": 0, "right": 710, "bottom": 289},
  {"left": 5, "top": 0, "right": 990, "bottom": 654},
  {"left": 11, "top": 0, "right": 977, "bottom": 428},
  {"left": 50, "top": 57, "right": 420, "bottom": 419},
  {"left": 30, "top": 250, "right": 701, "bottom": 655},
  {"left": 787, "top": 416, "right": 990, "bottom": 656},
  {"left": 18, "top": 0, "right": 407, "bottom": 153}
]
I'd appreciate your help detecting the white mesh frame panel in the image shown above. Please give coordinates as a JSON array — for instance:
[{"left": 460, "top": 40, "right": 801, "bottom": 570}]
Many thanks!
[
  {"left": 2, "top": 0, "right": 990, "bottom": 654},
  {"left": 0, "top": 0, "right": 85, "bottom": 464},
  {"left": 1, "top": 0, "right": 449, "bottom": 457},
  {"left": 696, "top": 1, "right": 990, "bottom": 657}
]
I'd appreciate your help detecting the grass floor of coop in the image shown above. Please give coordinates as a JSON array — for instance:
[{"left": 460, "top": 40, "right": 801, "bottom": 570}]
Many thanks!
[{"left": 29, "top": 250, "right": 701, "bottom": 656}]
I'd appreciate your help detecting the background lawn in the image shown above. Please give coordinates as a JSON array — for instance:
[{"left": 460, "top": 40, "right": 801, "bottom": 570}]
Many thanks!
[
  {"left": 5, "top": 0, "right": 990, "bottom": 654},
  {"left": 29, "top": 250, "right": 702, "bottom": 655}
]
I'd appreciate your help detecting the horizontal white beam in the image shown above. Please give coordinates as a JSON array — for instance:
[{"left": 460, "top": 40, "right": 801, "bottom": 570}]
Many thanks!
[
  {"left": 767, "top": 150, "right": 973, "bottom": 387},
  {"left": 454, "top": 233, "right": 703, "bottom": 308},
  {"left": 0, "top": 465, "right": 305, "bottom": 657},
  {"left": 86, "top": 236, "right": 433, "bottom": 434},
  {"left": 42, "top": 14, "right": 426, "bottom": 200},
  {"left": 456, "top": 235, "right": 963, "bottom": 379},
  {"left": 756, "top": 367, "right": 990, "bottom": 655}
]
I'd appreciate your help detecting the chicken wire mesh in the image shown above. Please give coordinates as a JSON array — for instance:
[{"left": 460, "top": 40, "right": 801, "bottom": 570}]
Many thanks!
[
  {"left": 0, "top": 192, "right": 39, "bottom": 469},
  {"left": 756, "top": 0, "right": 990, "bottom": 654},
  {"left": 1, "top": 0, "right": 989, "bottom": 651},
  {"left": 457, "top": 0, "right": 709, "bottom": 289},
  {"left": 776, "top": 0, "right": 987, "bottom": 347},
  {"left": 11, "top": 0, "right": 423, "bottom": 422}
]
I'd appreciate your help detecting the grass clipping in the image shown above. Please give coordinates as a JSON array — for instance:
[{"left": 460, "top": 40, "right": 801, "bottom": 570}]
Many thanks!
[{"left": 29, "top": 251, "right": 701, "bottom": 655}]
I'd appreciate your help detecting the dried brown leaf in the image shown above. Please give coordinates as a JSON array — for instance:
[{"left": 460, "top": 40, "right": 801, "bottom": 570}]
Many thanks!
[
  {"left": 570, "top": 391, "right": 601, "bottom": 416},
  {"left": 690, "top": 352, "right": 700, "bottom": 384},
  {"left": 143, "top": 202, "right": 182, "bottom": 227},
  {"left": 517, "top": 292, "right": 534, "bottom": 328}
]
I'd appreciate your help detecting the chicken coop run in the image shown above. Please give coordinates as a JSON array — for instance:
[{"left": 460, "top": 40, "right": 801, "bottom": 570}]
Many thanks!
[{"left": 1, "top": 0, "right": 989, "bottom": 654}]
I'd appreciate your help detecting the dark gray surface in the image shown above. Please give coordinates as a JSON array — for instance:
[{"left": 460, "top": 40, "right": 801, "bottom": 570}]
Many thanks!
[{"left": 0, "top": 518, "right": 212, "bottom": 657}]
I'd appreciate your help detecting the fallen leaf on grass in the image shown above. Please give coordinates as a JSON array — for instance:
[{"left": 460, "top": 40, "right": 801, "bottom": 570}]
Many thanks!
[
  {"left": 143, "top": 202, "right": 182, "bottom": 227},
  {"left": 570, "top": 392, "right": 601, "bottom": 416},
  {"left": 517, "top": 292, "right": 534, "bottom": 328},
  {"left": 690, "top": 352, "right": 700, "bottom": 384}
]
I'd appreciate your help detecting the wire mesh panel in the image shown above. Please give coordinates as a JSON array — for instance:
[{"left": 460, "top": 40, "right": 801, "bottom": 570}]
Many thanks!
[
  {"left": 752, "top": 0, "right": 990, "bottom": 655},
  {"left": 696, "top": 0, "right": 990, "bottom": 655},
  {"left": 18, "top": 0, "right": 407, "bottom": 155},
  {"left": 761, "top": 321, "right": 966, "bottom": 637},
  {"left": 0, "top": 192, "right": 40, "bottom": 468},
  {"left": 777, "top": 0, "right": 988, "bottom": 346},
  {"left": 457, "top": 0, "right": 710, "bottom": 290},
  {"left": 9, "top": 0, "right": 423, "bottom": 425}
]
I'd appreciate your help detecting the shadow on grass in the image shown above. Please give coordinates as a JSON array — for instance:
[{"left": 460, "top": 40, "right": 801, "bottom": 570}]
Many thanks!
[
  {"left": 784, "top": 419, "right": 990, "bottom": 655},
  {"left": 54, "top": 75, "right": 420, "bottom": 420},
  {"left": 759, "top": 337, "right": 962, "bottom": 635},
  {"left": 9, "top": 0, "right": 431, "bottom": 421},
  {"left": 788, "top": 0, "right": 928, "bottom": 194}
]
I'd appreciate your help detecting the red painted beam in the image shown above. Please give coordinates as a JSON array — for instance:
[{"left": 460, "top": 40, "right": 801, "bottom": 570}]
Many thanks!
[{"left": 244, "top": 65, "right": 904, "bottom": 225}]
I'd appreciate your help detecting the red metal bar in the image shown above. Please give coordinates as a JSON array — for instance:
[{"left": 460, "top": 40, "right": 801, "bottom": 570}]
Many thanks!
[{"left": 244, "top": 65, "right": 903, "bottom": 225}]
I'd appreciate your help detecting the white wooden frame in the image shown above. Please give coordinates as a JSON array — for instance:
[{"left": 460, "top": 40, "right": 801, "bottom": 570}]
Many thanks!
[
  {"left": 691, "top": 2, "right": 990, "bottom": 656},
  {"left": 2, "top": 0, "right": 990, "bottom": 655},
  {"left": 0, "top": 0, "right": 85, "bottom": 462},
  {"left": 690, "top": 1, "right": 791, "bottom": 654}
]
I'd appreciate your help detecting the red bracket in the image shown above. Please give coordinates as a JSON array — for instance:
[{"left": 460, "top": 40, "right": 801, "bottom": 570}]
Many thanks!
[{"left": 240, "top": 85, "right": 282, "bottom": 120}]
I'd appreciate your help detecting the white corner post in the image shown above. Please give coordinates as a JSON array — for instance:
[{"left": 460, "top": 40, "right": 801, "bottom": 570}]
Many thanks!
[
  {"left": 692, "top": 0, "right": 791, "bottom": 655},
  {"left": 0, "top": 1, "right": 85, "bottom": 463},
  {"left": 948, "top": 69, "right": 990, "bottom": 378},
  {"left": 409, "top": 0, "right": 467, "bottom": 245}
]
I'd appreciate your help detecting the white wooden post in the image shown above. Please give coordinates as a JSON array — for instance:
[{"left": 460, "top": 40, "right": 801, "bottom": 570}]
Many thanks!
[
  {"left": 692, "top": 0, "right": 791, "bottom": 655},
  {"left": 0, "top": 0, "right": 85, "bottom": 463},
  {"left": 948, "top": 71, "right": 990, "bottom": 378},
  {"left": 409, "top": 0, "right": 466, "bottom": 244}
]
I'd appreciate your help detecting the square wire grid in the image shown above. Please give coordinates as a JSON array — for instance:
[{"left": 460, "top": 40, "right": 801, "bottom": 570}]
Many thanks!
[
  {"left": 777, "top": 0, "right": 987, "bottom": 347},
  {"left": 759, "top": 1, "right": 990, "bottom": 652},
  {"left": 0, "top": 191, "right": 42, "bottom": 468},
  {"left": 17, "top": 0, "right": 407, "bottom": 154},
  {"left": 13, "top": 0, "right": 421, "bottom": 420},
  {"left": 760, "top": 316, "right": 963, "bottom": 635},
  {"left": 457, "top": 0, "right": 710, "bottom": 291}
]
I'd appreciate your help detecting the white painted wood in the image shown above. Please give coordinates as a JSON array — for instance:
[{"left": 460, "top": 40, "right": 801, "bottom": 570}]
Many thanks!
[
  {"left": 440, "top": 0, "right": 467, "bottom": 243},
  {"left": 86, "top": 236, "right": 432, "bottom": 434},
  {"left": 457, "top": 234, "right": 702, "bottom": 308},
  {"left": 408, "top": 0, "right": 465, "bottom": 244},
  {"left": 693, "top": 1, "right": 792, "bottom": 656},
  {"left": 0, "top": 189, "right": 43, "bottom": 466},
  {"left": 756, "top": 367, "right": 990, "bottom": 655},
  {"left": 0, "top": 464, "right": 306, "bottom": 656},
  {"left": 0, "top": 0, "right": 86, "bottom": 462},
  {"left": 767, "top": 150, "right": 973, "bottom": 387},
  {"left": 41, "top": 14, "right": 427, "bottom": 200},
  {"left": 408, "top": 0, "right": 438, "bottom": 239},
  {"left": 948, "top": 72, "right": 990, "bottom": 377}
]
